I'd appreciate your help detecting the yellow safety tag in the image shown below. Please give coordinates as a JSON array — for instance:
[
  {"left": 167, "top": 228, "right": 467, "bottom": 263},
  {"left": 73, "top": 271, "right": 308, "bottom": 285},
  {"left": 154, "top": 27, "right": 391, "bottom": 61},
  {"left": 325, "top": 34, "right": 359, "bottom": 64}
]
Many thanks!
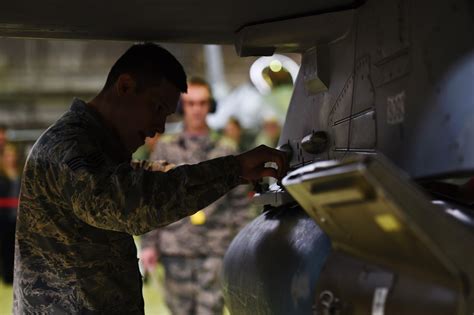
[{"left": 190, "top": 210, "right": 206, "bottom": 225}]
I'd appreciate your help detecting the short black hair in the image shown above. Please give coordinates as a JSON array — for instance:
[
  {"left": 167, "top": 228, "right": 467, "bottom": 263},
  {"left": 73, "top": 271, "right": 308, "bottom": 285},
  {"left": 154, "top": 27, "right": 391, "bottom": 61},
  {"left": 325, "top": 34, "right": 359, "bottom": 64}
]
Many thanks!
[{"left": 103, "top": 43, "right": 187, "bottom": 93}]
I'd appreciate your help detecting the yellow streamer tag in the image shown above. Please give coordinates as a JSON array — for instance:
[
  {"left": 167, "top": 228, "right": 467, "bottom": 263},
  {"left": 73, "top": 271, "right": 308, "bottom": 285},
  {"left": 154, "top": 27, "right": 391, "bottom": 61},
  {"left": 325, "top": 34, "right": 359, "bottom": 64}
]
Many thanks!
[
  {"left": 375, "top": 214, "right": 401, "bottom": 232},
  {"left": 190, "top": 210, "right": 206, "bottom": 225}
]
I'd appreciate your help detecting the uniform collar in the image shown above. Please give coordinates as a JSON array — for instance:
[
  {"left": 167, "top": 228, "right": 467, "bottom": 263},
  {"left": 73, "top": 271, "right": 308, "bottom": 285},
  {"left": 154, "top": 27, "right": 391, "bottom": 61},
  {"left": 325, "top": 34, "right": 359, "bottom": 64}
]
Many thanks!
[{"left": 70, "top": 98, "right": 131, "bottom": 164}]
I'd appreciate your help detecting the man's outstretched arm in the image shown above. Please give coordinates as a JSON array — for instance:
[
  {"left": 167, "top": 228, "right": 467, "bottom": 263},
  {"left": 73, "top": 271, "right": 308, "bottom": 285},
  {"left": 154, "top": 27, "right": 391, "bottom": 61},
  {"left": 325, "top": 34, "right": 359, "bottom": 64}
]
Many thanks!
[{"left": 59, "top": 145, "right": 288, "bottom": 235}]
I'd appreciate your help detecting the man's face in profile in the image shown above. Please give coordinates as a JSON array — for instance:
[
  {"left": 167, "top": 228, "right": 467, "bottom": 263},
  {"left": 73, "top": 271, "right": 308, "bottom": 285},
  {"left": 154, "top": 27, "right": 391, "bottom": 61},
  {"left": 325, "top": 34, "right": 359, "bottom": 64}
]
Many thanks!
[{"left": 116, "top": 77, "right": 180, "bottom": 154}]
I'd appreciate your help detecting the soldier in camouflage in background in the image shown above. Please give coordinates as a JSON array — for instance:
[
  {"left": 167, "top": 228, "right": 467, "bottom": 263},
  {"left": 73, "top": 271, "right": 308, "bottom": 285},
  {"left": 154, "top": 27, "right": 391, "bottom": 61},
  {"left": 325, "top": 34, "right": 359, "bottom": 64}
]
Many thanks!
[
  {"left": 13, "top": 43, "right": 288, "bottom": 314},
  {"left": 140, "top": 77, "right": 252, "bottom": 315}
]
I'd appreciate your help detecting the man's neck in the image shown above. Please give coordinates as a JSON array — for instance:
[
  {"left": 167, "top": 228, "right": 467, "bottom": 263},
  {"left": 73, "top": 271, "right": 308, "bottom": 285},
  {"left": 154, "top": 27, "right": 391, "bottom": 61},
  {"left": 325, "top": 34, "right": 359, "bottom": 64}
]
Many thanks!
[
  {"left": 87, "top": 94, "right": 114, "bottom": 129},
  {"left": 86, "top": 93, "right": 132, "bottom": 159}
]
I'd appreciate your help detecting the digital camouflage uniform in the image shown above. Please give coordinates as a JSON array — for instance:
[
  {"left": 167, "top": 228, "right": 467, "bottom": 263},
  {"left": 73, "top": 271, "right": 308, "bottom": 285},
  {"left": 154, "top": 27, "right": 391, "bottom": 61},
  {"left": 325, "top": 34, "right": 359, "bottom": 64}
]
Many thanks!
[
  {"left": 141, "top": 131, "right": 251, "bottom": 315},
  {"left": 13, "top": 99, "right": 241, "bottom": 314}
]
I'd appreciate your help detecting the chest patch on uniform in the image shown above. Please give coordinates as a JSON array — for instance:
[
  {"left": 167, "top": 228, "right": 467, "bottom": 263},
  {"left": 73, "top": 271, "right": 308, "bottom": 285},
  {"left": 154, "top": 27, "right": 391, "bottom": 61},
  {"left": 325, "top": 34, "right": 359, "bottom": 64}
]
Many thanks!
[{"left": 66, "top": 151, "right": 105, "bottom": 172}]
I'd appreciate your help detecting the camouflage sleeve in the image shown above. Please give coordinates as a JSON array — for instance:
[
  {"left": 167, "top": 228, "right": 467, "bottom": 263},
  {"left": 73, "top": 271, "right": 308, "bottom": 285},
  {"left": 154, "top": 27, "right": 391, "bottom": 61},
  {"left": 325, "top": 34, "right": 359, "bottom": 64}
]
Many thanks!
[
  {"left": 220, "top": 140, "right": 254, "bottom": 229},
  {"left": 60, "top": 154, "right": 241, "bottom": 235},
  {"left": 131, "top": 159, "right": 175, "bottom": 172},
  {"left": 140, "top": 139, "right": 176, "bottom": 250}
]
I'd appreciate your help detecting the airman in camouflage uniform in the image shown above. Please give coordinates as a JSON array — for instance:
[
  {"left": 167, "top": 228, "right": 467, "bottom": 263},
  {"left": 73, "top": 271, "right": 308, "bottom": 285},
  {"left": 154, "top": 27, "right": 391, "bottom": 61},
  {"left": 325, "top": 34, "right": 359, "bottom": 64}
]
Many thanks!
[
  {"left": 140, "top": 78, "right": 252, "bottom": 315},
  {"left": 13, "top": 98, "right": 242, "bottom": 314},
  {"left": 141, "top": 132, "right": 251, "bottom": 315},
  {"left": 13, "top": 44, "right": 288, "bottom": 315}
]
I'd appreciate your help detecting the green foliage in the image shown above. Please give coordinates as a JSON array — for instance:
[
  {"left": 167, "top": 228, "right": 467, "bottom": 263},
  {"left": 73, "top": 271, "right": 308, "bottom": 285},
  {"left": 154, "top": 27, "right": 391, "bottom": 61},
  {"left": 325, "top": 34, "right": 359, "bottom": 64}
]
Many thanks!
[{"left": 0, "top": 282, "right": 13, "bottom": 315}]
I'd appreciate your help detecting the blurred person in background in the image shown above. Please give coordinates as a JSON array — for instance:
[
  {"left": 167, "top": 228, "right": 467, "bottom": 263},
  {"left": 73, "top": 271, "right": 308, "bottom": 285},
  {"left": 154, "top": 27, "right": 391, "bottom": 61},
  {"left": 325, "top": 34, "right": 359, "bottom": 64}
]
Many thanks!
[
  {"left": 0, "top": 143, "right": 20, "bottom": 284},
  {"left": 223, "top": 117, "right": 253, "bottom": 153},
  {"left": 254, "top": 117, "right": 281, "bottom": 148},
  {"left": 140, "top": 77, "right": 252, "bottom": 315},
  {"left": 251, "top": 60, "right": 293, "bottom": 149},
  {"left": 0, "top": 125, "right": 7, "bottom": 155}
]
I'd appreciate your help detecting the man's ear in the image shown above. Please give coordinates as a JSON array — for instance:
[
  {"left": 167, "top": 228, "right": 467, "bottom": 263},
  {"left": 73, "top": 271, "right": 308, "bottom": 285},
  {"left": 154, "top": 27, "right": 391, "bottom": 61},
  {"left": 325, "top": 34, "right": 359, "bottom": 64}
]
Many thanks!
[{"left": 115, "top": 74, "right": 137, "bottom": 96}]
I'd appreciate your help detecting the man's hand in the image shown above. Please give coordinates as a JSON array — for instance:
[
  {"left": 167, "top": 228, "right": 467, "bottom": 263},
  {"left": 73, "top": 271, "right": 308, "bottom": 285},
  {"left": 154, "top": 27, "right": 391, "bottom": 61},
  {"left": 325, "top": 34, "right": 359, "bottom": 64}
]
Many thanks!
[
  {"left": 140, "top": 247, "right": 159, "bottom": 274},
  {"left": 235, "top": 145, "right": 289, "bottom": 181}
]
